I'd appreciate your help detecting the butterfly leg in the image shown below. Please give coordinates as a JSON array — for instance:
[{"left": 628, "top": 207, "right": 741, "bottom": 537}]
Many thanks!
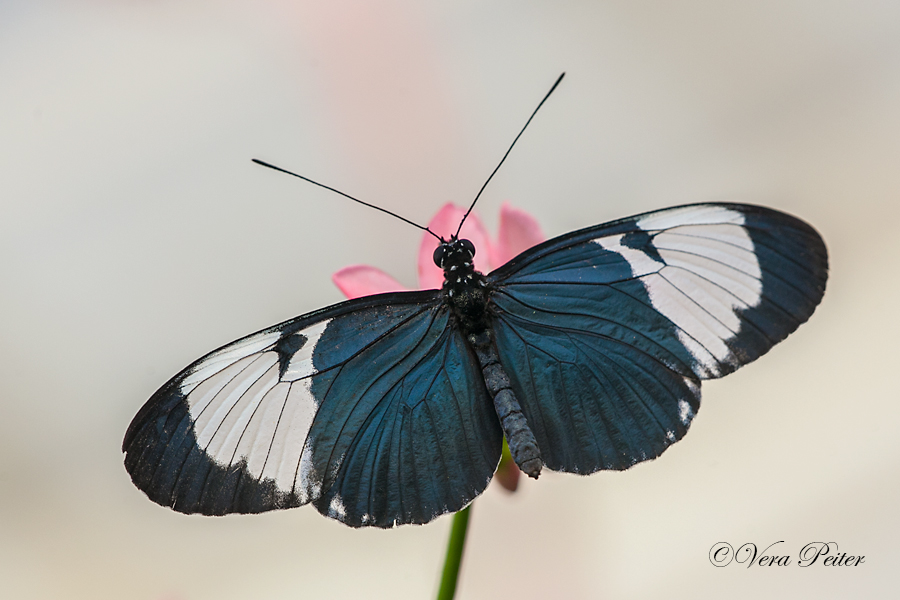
[{"left": 468, "top": 330, "right": 542, "bottom": 479}]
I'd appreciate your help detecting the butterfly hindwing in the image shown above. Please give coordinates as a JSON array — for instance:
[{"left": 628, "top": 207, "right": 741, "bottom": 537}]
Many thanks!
[
  {"left": 488, "top": 203, "right": 827, "bottom": 474},
  {"left": 490, "top": 284, "right": 701, "bottom": 473},
  {"left": 123, "top": 291, "right": 502, "bottom": 527},
  {"left": 308, "top": 307, "right": 501, "bottom": 526}
]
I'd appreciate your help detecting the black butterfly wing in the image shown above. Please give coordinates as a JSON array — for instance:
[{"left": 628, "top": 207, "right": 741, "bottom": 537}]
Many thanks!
[
  {"left": 488, "top": 203, "right": 827, "bottom": 474},
  {"left": 123, "top": 291, "right": 502, "bottom": 527}
]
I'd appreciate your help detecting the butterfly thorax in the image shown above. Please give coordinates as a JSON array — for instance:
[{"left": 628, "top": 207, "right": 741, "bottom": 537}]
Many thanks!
[{"left": 435, "top": 238, "right": 492, "bottom": 335}]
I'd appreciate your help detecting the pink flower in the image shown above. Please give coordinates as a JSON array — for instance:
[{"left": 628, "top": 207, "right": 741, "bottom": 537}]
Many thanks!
[
  {"left": 332, "top": 201, "right": 545, "bottom": 491},
  {"left": 333, "top": 201, "right": 545, "bottom": 296}
]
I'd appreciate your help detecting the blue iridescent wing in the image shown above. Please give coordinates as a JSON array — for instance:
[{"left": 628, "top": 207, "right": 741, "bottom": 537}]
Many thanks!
[
  {"left": 488, "top": 203, "right": 827, "bottom": 473},
  {"left": 123, "top": 292, "right": 502, "bottom": 527}
]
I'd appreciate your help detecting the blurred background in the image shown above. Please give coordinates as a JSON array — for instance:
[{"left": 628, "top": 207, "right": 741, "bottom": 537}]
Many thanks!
[{"left": 2, "top": 1, "right": 898, "bottom": 598}]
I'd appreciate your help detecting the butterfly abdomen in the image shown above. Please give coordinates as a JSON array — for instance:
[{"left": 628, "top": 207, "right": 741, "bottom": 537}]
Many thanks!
[{"left": 469, "top": 329, "right": 542, "bottom": 479}]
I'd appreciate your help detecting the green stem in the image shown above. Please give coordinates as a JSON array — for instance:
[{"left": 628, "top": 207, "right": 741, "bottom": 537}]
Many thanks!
[{"left": 437, "top": 505, "right": 471, "bottom": 600}]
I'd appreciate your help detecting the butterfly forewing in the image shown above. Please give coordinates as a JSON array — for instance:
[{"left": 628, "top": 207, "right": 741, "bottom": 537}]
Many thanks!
[
  {"left": 488, "top": 203, "right": 827, "bottom": 474},
  {"left": 123, "top": 291, "right": 502, "bottom": 527}
]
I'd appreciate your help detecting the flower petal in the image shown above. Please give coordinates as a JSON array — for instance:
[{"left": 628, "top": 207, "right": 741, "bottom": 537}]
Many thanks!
[
  {"left": 493, "top": 444, "right": 521, "bottom": 492},
  {"left": 417, "top": 203, "right": 495, "bottom": 289},
  {"left": 494, "top": 201, "right": 546, "bottom": 266},
  {"left": 332, "top": 265, "right": 409, "bottom": 300}
]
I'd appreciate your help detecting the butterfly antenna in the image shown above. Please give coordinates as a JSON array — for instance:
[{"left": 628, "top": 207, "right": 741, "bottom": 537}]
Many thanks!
[
  {"left": 456, "top": 72, "right": 565, "bottom": 238},
  {"left": 252, "top": 159, "right": 442, "bottom": 241}
]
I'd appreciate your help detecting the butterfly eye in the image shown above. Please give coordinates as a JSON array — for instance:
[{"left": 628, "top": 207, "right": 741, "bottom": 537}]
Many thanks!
[
  {"left": 433, "top": 244, "right": 446, "bottom": 268},
  {"left": 459, "top": 239, "right": 476, "bottom": 258}
]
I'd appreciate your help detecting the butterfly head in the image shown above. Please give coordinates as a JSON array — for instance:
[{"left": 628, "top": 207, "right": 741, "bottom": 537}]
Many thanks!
[{"left": 433, "top": 238, "right": 476, "bottom": 270}]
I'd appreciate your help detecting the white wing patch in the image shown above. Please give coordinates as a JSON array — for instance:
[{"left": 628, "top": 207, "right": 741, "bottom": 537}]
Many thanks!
[
  {"left": 195, "top": 355, "right": 280, "bottom": 453},
  {"left": 636, "top": 204, "right": 745, "bottom": 230},
  {"left": 593, "top": 206, "right": 763, "bottom": 378},
  {"left": 281, "top": 319, "right": 331, "bottom": 381},
  {"left": 180, "top": 330, "right": 281, "bottom": 395},
  {"left": 180, "top": 319, "right": 332, "bottom": 499},
  {"left": 260, "top": 378, "right": 320, "bottom": 493},
  {"left": 193, "top": 352, "right": 279, "bottom": 449},
  {"left": 594, "top": 235, "right": 664, "bottom": 278},
  {"left": 297, "top": 438, "right": 322, "bottom": 503}
]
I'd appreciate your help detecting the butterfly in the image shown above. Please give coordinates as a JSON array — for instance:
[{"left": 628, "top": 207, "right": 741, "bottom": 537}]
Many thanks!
[{"left": 122, "top": 75, "right": 828, "bottom": 528}]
